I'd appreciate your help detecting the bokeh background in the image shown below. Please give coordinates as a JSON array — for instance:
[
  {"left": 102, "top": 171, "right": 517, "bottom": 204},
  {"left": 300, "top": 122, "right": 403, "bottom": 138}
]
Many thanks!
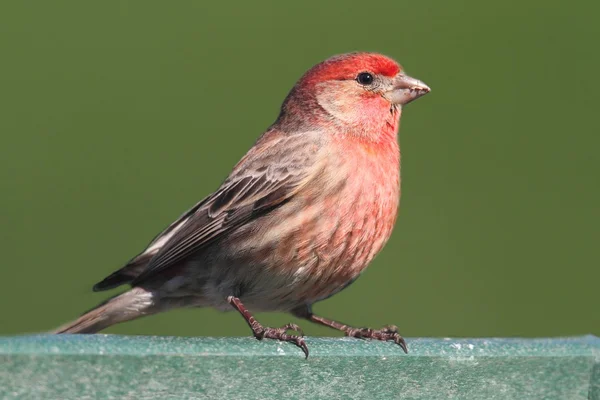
[{"left": 1, "top": 1, "right": 598, "bottom": 339}]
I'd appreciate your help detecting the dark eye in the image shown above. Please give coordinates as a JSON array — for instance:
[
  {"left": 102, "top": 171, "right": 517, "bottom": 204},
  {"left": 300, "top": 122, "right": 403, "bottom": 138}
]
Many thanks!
[{"left": 356, "top": 72, "right": 374, "bottom": 85}]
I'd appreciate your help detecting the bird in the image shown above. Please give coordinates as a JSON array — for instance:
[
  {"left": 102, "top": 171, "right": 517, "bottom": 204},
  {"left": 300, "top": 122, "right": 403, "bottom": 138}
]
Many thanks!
[{"left": 54, "top": 52, "right": 430, "bottom": 357}]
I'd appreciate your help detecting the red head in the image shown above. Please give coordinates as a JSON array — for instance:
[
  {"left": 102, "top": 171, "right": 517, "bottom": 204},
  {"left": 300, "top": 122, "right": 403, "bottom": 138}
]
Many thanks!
[
  {"left": 302, "top": 53, "right": 402, "bottom": 85},
  {"left": 277, "top": 53, "right": 430, "bottom": 140}
]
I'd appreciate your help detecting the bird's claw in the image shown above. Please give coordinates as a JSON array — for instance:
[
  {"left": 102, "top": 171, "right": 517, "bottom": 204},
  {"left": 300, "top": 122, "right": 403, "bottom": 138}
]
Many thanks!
[
  {"left": 255, "top": 323, "right": 309, "bottom": 358},
  {"left": 345, "top": 325, "right": 408, "bottom": 353}
]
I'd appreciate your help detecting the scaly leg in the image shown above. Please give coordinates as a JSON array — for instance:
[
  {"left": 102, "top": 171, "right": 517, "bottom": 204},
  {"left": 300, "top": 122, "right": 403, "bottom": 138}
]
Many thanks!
[
  {"left": 227, "top": 296, "right": 309, "bottom": 358},
  {"left": 292, "top": 305, "right": 407, "bottom": 353}
]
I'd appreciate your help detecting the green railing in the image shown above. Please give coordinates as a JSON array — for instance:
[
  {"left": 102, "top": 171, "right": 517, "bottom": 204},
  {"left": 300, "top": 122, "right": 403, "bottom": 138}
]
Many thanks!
[{"left": 1, "top": 335, "right": 598, "bottom": 399}]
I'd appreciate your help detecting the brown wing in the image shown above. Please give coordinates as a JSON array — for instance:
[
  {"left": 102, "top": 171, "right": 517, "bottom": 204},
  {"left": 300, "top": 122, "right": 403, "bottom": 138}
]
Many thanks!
[
  {"left": 92, "top": 195, "right": 211, "bottom": 291},
  {"left": 127, "top": 131, "right": 321, "bottom": 286}
]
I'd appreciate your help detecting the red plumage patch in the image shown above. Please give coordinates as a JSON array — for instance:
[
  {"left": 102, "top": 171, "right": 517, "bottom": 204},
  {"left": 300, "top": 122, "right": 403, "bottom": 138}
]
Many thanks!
[{"left": 303, "top": 53, "right": 401, "bottom": 85}]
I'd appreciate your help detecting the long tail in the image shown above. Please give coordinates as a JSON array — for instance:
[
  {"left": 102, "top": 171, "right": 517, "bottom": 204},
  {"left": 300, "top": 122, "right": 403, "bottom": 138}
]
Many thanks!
[{"left": 53, "top": 287, "right": 156, "bottom": 334}]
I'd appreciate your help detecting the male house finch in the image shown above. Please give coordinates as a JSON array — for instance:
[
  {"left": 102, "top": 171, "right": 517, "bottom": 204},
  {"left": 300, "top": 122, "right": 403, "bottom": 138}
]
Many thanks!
[{"left": 55, "top": 52, "right": 430, "bottom": 357}]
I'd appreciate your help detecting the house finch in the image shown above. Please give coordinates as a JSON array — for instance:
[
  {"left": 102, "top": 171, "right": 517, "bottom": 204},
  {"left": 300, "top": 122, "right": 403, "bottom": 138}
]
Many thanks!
[{"left": 55, "top": 52, "right": 430, "bottom": 357}]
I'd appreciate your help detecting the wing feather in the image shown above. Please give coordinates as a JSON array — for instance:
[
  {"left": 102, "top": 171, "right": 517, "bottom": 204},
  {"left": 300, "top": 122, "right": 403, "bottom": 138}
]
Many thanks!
[{"left": 130, "top": 131, "right": 321, "bottom": 285}]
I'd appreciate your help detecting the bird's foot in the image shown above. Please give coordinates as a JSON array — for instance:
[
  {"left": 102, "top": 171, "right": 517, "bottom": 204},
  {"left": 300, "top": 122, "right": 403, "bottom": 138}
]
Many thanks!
[
  {"left": 253, "top": 323, "right": 309, "bottom": 358},
  {"left": 228, "top": 296, "right": 309, "bottom": 358},
  {"left": 344, "top": 324, "right": 408, "bottom": 353}
]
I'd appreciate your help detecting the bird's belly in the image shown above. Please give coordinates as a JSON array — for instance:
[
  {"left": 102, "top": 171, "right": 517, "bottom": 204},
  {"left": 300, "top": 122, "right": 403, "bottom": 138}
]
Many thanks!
[{"left": 200, "top": 177, "right": 399, "bottom": 312}]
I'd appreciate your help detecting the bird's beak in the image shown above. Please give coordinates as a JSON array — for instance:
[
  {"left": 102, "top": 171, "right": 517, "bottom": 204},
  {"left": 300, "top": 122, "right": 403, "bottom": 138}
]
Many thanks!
[{"left": 385, "top": 74, "right": 431, "bottom": 106}]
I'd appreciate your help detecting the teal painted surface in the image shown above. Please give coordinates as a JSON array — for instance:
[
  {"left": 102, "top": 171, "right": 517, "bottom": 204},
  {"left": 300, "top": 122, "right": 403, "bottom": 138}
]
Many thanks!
[{"left": 1, "top": 335, "right": 598, "bottom": 399}]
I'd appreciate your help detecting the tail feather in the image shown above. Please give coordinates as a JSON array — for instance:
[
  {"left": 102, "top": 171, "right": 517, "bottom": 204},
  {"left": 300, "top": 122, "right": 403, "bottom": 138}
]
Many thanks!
[{"left": 53, "top": 287, "right": 155, "bottom": 334}]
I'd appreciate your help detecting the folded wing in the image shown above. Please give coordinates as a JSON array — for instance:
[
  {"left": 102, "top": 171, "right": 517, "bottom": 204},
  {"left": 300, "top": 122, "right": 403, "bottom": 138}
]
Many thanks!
[{"left": 93, "top": 131, "right": 321, "bottom": 290}]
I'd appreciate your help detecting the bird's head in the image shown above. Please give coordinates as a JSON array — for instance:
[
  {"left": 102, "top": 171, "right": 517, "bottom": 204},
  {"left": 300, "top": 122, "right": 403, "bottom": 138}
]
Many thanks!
[{"left": 278, "top": 53, "right": 430, "bottom": 139}]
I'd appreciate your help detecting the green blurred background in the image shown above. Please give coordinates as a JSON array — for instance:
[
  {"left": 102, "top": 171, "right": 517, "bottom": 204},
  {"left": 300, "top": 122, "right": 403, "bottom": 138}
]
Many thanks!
[{"left": 1, "top": 1, "right": 598, "bottom": 339}]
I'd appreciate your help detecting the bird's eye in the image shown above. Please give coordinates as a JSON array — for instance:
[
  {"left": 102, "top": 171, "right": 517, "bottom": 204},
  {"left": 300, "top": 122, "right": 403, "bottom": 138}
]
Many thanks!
[{"left": 356, "top": 72, "right": 374, "bottom": 85}]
